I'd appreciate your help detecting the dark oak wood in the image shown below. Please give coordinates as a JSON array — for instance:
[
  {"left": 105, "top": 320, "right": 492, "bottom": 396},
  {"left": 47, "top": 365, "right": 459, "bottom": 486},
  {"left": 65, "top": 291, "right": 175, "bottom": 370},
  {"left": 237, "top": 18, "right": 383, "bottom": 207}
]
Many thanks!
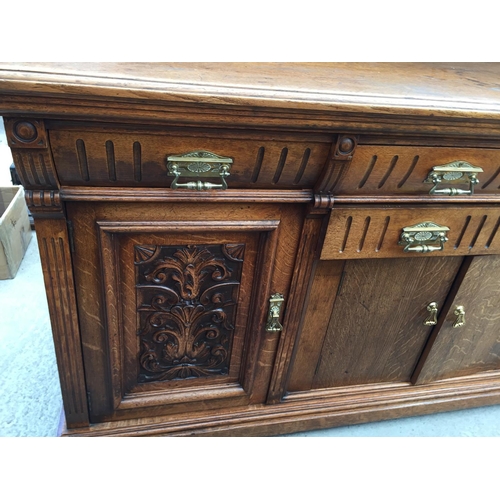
[
  {"left": 333, "top": 145, "right": 500, "bottom": 196},
  {"left": 293, "top": 257, "right": 462, "bottom": 390},
  {"left": 321, "top": 206, "right": 500, "bottom": 260},
  {"left": 287, "top": 260, "right": 345, "bottom": 392},
  {"left": 3, "top": 64, "right": 500, "bottom": 138},
  {"left": 266, "top": 207, "right": 329, "bottom": 403},
  {"left": 58, "top": 187, "right": 314, "bottom": 204},
  {"left": 415, "top": 255, "right": 500, "bottom": 384},
  {"left": 1, "top": 63, "right": 500, "bottom": 119},
  {"left": 66, "top": 202, "right": 302, "bottom": 422},
  {"left": 49, "top": 127, "right": 332, "bottom": 189},
  {"left": 34, "top": 218, "right": 89, "bottom": 427},
  {"left": 2, "top": 64, "right": 500, "bottom": 436},
  {"left": 61, "top": 372, "right": 500, "bottom": 436}
]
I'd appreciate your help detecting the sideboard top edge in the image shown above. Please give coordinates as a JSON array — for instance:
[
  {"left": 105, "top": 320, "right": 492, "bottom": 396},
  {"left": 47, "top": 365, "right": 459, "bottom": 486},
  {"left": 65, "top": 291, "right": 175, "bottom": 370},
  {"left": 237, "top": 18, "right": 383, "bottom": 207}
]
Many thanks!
[{"left": 2, "top": 63, "right": 500, "bottom": 123}]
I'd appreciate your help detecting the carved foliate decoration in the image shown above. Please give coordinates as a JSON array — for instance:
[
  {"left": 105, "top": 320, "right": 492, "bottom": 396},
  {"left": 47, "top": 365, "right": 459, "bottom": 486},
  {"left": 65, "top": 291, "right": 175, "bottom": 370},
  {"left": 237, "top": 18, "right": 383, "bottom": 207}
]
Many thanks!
[{"left": 135, "top": 244, "right": 245, "bottom": 382}]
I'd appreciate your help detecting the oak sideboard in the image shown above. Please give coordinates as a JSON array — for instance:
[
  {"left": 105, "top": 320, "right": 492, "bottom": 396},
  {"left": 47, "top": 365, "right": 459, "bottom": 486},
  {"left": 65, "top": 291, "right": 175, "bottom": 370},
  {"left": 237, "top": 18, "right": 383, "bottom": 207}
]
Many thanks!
[{"left": 1, "top": 63, "right": 500, "bottom": 436}]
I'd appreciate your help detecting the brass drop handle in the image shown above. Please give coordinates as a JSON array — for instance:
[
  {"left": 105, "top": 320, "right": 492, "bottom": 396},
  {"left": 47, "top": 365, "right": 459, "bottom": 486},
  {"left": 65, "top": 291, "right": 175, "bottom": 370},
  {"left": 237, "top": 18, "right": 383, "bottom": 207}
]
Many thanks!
[
  {"left": 399, "top": 221, "right": 450, "bottom": 253},
  {"left": 167, "top": 150, "right": 233, "bottom": 190},
  {"left": 266, "top": 293, "right": 284, "bottom": 332},
  {"left": 424, "top": 161, "right": 483, "bottom": 196},
  {"left": 424, "top": 302, "right": 438, "bottom": 326},
  {"left": 453, "top": 305, "right": 466, "bottom": 328}
]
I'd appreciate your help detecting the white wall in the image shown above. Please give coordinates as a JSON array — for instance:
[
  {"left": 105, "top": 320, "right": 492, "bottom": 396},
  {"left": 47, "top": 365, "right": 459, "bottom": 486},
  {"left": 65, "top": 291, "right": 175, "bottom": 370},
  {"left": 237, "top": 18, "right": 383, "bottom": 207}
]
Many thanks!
[{"left": 0, "top": 119, "right": 14, "bottom": 186}]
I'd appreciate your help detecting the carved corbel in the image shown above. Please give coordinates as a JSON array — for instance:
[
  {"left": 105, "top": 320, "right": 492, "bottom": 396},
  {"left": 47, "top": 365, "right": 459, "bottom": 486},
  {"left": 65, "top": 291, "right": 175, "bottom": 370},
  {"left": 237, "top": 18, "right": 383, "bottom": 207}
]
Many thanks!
[
  {"left": 315, "top": 134, "right": 358, "bottom": 200},
  {"left": 25, "top": 189, "right": 64, "bottom": 219},
  {"left": 3, "top": 118, "right": 59, "bottom": 190}
]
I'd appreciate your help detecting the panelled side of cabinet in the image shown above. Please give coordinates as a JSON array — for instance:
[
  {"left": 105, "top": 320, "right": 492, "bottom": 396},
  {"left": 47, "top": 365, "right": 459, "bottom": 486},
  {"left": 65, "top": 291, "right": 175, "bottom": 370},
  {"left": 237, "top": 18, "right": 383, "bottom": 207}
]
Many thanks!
[
  {"left": 4, "top": 117, "right": 89, "bottom": 428},
  {"left": 33, "top": 218, "right": 89, "bottom": 426}
]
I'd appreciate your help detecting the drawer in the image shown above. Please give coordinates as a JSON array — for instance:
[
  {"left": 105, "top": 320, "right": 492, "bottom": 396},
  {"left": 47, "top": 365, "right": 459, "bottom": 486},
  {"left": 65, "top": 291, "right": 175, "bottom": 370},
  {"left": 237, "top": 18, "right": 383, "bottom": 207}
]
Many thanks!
[
  {"left": 321, "top": 205, "right": 500, "bottom": 260},
  {"left": 334, "top": 145, "right": 500, "bottom": 196},
  {"left": 49, "top": 127, "right": 333, "bottom": 189}
]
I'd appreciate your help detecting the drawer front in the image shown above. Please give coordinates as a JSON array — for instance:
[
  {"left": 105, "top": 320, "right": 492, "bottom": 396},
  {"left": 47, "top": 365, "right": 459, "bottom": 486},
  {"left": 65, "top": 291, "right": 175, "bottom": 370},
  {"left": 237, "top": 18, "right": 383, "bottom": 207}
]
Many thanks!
[
  {"left": 49, "top": 128, "right": 332, "bottom": 189},
  {"left": 334, "top": 145, "right": 500, "bottom": 196},
  {"left": 321, "top": 205, "right": 500, "bottom": 260}
]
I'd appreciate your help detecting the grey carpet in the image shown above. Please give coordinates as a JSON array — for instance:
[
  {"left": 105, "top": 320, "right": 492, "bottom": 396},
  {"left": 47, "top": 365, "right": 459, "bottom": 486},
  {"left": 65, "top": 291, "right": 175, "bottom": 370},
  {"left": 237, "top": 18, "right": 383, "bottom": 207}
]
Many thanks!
[{"left": 0, "top": 233, "right": 63, "bottom": 436}]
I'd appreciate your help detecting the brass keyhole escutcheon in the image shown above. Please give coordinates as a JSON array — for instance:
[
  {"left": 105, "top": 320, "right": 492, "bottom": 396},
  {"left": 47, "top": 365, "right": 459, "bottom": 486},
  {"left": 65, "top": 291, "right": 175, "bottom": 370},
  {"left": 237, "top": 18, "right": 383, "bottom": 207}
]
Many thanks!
[{"left": 266, "top": 293, "right": 284, "bottom": 332}]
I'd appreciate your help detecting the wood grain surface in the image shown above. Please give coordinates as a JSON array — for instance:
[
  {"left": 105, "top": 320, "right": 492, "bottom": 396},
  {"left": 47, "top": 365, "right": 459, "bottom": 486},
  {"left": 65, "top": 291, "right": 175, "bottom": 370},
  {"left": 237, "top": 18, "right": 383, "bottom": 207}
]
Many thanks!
[
  {"left": 289, "top": 257, "right": 462, "bottom": 390},
  {"left": 1, "top": 63, "right": 500, "bottom": 118},
  {"left": 334, "top": 145, "right": 500, "bottom": 196},
  {"left": 415, "top": 255, "right": 500, "bottom": 383},
  {"left": 321, "top": 206, "right": 500, "bottom": 260},
  {"left": 4, "top": 64, "right": 500, "bottom": 436},
  {"left": 49, "top": 127, "right": 331, "bottom": 189},
  {"left": 66, "top": 201, "right": 302, "bottom": 422}
]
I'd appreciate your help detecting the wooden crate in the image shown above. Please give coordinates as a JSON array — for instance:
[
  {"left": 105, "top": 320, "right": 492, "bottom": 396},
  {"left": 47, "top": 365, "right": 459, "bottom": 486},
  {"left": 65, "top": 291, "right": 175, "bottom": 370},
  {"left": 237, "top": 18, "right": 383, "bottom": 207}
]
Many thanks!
[{"left": 0, "top": 186, "right": 32, "bottom": 279}]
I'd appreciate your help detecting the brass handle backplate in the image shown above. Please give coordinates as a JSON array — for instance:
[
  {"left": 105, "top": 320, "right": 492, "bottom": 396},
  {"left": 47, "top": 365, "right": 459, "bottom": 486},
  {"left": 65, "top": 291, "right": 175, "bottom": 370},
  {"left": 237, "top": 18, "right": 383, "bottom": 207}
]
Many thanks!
[
  {"left": 424, "top": 302, "right": 438, "bottom": 326},
  {"left": 453, "top": 305, "right": 466, "bottom": 328},
  {"left": 399, "top": 221, "right": 450, "bottom": 253},
  {"left": 167, "top": 150, "right": 233, "bottom": 190},
  {"left": 266, "top": 293, "right": 284, "bottom": 332},
  {"left": 424, "top": 161, "right": 483, "bottom": 196}
]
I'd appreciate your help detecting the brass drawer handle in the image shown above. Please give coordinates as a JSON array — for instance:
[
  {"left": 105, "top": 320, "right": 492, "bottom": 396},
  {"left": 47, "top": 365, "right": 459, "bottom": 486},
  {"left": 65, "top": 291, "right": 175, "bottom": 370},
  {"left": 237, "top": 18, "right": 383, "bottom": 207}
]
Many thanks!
[
  {"left": 453, "top": 305, "right": 466, "bottom": 328},
  {"left": 266, "top": 293, "right": 285, "bottom": 332},
  {"left": 424, "top": 161, "right": 483, "bottom": 196},
  {"left": 167, "top": 150, "right": 233, "bottom": 190},
  {"left": 399, "top": 221, "right": 450, "bottom": 253},
  {"left": 424, "top": 302, "right": 439, "bottom": 326}
]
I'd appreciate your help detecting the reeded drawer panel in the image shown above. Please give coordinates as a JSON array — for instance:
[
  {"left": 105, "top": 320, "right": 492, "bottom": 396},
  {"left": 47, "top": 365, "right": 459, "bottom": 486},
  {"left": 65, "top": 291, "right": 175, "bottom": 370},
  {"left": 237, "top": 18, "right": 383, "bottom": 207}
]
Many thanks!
[
  {"left": 49, "top": 128, "right": 332, "bottom": 189},
  {"left": 321, "top": 206, "right": 500, "bottom": 260},
  {"left": 334, "top": 145, "right": 500, "bottom": 196}
]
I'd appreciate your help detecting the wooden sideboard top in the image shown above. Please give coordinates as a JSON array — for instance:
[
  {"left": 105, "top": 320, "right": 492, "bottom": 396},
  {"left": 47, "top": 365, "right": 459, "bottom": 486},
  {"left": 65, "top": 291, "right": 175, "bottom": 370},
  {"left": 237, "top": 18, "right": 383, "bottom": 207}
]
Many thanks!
[
  {"left": 0, "top": 62, "right": 500, "bottom": 115},
  {"left": 2, "top": 63, "right": 500, "bottom": 136}
]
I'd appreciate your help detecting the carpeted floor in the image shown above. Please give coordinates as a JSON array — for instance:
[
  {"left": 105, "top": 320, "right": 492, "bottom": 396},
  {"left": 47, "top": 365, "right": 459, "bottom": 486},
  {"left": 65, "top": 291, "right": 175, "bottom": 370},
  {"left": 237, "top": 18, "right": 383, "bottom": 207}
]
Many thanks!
[{"left": 0, "top": 233, "right": 63, "bottom": 436}]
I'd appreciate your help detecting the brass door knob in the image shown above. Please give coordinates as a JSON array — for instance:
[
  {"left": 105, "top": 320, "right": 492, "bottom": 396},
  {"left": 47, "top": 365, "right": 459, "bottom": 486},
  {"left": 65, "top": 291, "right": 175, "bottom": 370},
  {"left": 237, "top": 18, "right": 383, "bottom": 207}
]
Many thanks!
[
  {"left": 453, "top": 305, "right": 466, "bottom": 328},
  {"left": 424, "top": 302, "right": 438, "bottom": 326}
]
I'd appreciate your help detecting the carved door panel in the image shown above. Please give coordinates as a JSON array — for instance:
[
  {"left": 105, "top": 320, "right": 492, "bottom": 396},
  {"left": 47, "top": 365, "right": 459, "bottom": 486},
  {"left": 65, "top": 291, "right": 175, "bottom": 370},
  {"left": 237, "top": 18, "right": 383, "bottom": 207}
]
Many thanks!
[
  {"left": 67, "top": 202, "right": 301, "bottom": 423},
  {"left": 413, "top": 255, "right": 500, "bottom": 384},
  {"left": 287, "top": 256, "right": 463, "bottom": 393}
]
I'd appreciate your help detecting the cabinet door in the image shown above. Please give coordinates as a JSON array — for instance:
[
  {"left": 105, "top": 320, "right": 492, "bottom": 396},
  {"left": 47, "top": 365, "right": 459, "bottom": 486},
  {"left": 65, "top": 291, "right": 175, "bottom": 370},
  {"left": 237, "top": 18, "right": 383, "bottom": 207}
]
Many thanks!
[
  {"left": 413, "top": 255, "right": 500, "bottom": 384},
  {"left": 287, "top": 256, "right": 463, "bottom": 392},
  {"left": 67, "top": 202, "right": 301, "bottom": 422}
]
